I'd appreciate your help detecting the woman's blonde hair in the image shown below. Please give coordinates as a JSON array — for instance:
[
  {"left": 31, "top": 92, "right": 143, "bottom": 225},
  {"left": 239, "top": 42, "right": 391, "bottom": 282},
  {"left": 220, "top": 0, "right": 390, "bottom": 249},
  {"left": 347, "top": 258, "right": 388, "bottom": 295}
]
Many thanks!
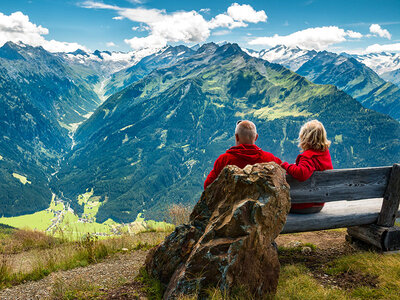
[{"left": 298, "top": 120, "right": 331, "bottom": 152}]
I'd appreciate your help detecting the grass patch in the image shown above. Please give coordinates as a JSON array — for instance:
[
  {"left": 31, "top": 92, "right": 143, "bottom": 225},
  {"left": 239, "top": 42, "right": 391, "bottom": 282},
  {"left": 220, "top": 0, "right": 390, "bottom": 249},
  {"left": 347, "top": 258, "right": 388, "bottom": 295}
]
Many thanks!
[
  {"left": 136, "top": 267, "right": 163, "bottom": 300},
  {"left": 51, "top": 276, "right": 105, "bottom": 300},
  {"left": 325, "top": 252, "right": 400, "bottom": 299},
  {"left": 0, "top": 229, "right": 62, "bottom": 254},
  {"left": 275, "top": 264, "right": 347, "bottom": 300},
  {"left": 0, "top": 231, "right": 169, "bottom": 290}
]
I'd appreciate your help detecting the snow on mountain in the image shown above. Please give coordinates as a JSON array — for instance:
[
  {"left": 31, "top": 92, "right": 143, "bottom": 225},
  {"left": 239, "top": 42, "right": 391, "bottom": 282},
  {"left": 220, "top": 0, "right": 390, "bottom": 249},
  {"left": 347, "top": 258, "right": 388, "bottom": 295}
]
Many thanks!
[
  {"left": 242, "top": 48, "right": 259, "bottom": 57},
  {"left": 348, "top": 52, "right": 400, "bottom": 75},
  {"left": 258, "top": 45, "right": 317, "bottom": 71},
  {"left": 242, "top": 45, "right": 317, "bottom": 71},
  {"left": 347, "top": 52, "right": 400, "bottom": 86},
  {"left": 60, "top": 47, "right": 163, "bottom": 76}
]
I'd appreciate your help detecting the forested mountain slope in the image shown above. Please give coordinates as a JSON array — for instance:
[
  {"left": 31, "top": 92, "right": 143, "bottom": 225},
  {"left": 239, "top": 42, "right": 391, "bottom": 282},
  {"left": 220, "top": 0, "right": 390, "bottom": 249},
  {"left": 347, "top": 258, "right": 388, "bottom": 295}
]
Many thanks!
[{"left": 53, "top": 43, "right": 400, "bottom": 222}]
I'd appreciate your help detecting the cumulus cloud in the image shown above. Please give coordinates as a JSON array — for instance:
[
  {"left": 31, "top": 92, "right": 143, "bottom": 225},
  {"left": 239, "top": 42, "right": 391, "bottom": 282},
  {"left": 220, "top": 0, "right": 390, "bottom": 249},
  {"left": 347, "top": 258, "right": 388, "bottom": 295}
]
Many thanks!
[
  {"left": 112, "top": 16, "right": 124, "bottom": 20},
  {"left": 249, "top": 26, "right": 362, "bottom": 50},
  {"left": 82, "top": 1, "right": 267, "bottom": 50},
  {"left": 227, "top": 3, "right": 267, "bottom": 23},
  {"left": 106, "top": 41, "right": 116, "bottom": 47},
  {"left": 43, "top": 40, "right": 89, "bottom": 52},
  {"left": 0, "top": 11, "right": 88, "bottom": 52},
  {"left": 209, "top": 14, "right": 245, "bottom": 29},
  {"left": 209, "top": 3, "right": 267, "bottom": 29},
  {"left": 365, "top": 43, "right": 400, "bottom": 53},
  {"left": 369, "top": 24, "right": 391, "bottom": 39},
  {"left": 346, "top": 30, "right": 362, "bottom": 39}
]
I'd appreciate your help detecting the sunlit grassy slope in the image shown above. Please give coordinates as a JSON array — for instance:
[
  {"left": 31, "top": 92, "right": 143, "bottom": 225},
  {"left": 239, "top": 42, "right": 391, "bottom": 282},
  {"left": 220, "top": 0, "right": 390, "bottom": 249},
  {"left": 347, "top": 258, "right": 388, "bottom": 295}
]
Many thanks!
[{"left": 0, "top": 192, "right": 173, "bottom": 240}]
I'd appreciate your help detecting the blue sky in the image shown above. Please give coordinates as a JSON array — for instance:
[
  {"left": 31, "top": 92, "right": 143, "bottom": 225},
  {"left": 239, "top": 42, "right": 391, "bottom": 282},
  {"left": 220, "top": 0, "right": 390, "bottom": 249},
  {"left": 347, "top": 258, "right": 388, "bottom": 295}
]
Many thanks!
[{"left": 0, "top": 0, "right": 399, "bottom": 53}]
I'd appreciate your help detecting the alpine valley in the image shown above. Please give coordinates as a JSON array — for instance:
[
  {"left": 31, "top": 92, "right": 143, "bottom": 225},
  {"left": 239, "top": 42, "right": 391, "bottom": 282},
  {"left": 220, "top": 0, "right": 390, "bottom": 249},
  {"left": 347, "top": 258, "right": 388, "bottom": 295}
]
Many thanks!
[{"left": 1, "top": 41, "right": 399, "bottom": 225}]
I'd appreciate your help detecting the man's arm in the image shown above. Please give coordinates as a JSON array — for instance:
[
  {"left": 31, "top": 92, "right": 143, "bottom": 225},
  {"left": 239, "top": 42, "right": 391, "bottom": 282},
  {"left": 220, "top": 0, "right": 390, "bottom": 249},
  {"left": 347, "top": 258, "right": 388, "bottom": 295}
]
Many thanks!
[
  {"left": 204, "top": 155, "right": 227, "bottom": 189},
  {"left": 263, "top": 152, "right": 282, "bottom": 165}
]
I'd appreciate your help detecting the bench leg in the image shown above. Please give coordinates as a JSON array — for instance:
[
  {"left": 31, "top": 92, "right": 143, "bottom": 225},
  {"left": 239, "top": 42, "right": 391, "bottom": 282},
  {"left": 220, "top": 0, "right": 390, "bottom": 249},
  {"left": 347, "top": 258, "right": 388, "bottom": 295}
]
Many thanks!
[{"left": 347, "top": 224, "right": 400, "bottom": 251}]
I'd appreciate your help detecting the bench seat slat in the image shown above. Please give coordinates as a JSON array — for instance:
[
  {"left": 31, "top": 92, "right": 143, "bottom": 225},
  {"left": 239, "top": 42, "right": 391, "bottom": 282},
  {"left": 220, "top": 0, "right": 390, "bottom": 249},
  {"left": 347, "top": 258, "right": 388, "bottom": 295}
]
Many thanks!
[
  {"left": 281, "top": 198, "right": 400, "bottom": 234},
  {"left": 288, "top": 166, "right": 391, "bottom": 203}
]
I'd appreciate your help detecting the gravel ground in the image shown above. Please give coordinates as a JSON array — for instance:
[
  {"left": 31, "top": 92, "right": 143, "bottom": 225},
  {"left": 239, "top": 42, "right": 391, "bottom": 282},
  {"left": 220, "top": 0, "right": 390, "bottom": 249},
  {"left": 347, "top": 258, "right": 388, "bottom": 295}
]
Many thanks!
[{"left": 0, "top": 250, "right": 149, "bottom": 300}]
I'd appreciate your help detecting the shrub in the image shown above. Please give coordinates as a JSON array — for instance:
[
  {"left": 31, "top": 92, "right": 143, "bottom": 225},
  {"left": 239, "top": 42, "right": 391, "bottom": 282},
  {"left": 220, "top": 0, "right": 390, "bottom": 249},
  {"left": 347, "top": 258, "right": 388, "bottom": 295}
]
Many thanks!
[{"left": 168, "top": 203, "right": 191, "bottom": 226}]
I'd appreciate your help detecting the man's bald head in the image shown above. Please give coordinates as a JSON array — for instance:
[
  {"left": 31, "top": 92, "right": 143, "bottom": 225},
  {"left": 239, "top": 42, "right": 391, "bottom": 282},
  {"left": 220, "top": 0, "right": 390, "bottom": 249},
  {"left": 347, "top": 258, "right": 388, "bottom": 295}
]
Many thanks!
[{"left": 235, "top": 120, "right": 258, "bottom": 145}]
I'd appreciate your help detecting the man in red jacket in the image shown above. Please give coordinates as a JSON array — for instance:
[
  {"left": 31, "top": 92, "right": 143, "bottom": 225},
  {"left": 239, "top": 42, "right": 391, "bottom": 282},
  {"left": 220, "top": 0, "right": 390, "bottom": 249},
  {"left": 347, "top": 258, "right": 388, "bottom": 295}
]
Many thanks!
[{"left": 204, "top": 120, "right": 282, "bottom": 189}]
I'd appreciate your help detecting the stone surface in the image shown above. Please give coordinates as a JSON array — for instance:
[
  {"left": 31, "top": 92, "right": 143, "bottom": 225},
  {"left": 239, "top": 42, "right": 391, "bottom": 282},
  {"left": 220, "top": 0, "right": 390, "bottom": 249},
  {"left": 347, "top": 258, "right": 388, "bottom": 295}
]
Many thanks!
[{"left": 146, "top": 162, "right": 291, "bottom": 299}]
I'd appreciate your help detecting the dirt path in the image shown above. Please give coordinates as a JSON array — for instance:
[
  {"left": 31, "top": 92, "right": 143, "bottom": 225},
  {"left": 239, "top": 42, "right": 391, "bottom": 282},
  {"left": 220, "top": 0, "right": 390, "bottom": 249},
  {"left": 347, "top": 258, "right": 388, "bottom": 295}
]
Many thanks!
[
  {"left": 276, "top": 229, "right": 349, "bottom": 250},
  {"left": 0, "top": 250, "right": 149, "bottom": 300}
]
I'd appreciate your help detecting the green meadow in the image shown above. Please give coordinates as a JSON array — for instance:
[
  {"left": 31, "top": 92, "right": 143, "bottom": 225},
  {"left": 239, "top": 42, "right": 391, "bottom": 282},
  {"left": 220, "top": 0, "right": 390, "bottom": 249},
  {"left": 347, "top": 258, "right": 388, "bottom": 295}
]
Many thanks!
[{"left": 0, "top": 191, "right": 173, "bottom": 240}]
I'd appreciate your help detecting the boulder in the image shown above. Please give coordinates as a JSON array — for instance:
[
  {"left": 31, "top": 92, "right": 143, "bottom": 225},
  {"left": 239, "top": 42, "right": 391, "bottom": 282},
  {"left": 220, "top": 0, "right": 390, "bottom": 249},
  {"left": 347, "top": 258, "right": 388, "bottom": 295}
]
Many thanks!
[{"left": 146, "top": 162, "right": 290, "bottom": 299}]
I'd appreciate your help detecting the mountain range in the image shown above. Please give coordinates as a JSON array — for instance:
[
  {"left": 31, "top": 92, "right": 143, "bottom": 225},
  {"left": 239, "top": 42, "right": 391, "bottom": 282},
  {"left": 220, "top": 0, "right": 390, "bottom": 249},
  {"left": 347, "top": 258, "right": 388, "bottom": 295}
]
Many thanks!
[
  {"left": 250, "top": 45, "right": 400, "bottom": 121},
  {"left": 0, "top": 41, "right": 399, "bottom": 223},
  {"left": 0, "top": 41, "right": 101, "bottom": 216},
  {"left": 349, "top": 52, "right": 400, "bottom": 86},
  {"left": 52, "top": 43, "right": 400, "bottom": 222}
]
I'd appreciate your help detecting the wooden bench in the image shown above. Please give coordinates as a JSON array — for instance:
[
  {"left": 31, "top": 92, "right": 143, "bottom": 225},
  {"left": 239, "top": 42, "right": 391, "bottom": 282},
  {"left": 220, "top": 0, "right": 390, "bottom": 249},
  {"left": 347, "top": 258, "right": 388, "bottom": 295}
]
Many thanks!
[{"left": 281, "top": 164, "right": 400, "bottom": 251}]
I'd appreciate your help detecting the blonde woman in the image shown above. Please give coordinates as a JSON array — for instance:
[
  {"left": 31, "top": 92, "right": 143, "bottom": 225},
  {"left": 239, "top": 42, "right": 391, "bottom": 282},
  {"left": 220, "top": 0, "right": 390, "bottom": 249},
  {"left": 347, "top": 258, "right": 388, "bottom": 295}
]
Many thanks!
[{"left": 281, "top": 120, "right": 333, "bottom": 214}]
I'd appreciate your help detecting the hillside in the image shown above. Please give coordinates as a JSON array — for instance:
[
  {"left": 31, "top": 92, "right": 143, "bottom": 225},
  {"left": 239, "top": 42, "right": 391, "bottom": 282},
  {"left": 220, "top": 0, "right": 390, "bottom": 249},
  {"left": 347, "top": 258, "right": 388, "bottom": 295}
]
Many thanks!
[
  {"left": 296, "top": 51, "right": 400, "bottom": 121},
  {"left": 0, "top": 42, "right": 101, "bottom": 127},
  {"left": 349, "top": 51, "right": 400, "bottom": 86},
  {"left": 0, "top": 42, "right": 102, "bottom": 217},
  {"left": 103, "top": 45, "right": 195, "bottom": 97},
  {"left": 53, "top": 43, "right": 400, "bottom": 223}
]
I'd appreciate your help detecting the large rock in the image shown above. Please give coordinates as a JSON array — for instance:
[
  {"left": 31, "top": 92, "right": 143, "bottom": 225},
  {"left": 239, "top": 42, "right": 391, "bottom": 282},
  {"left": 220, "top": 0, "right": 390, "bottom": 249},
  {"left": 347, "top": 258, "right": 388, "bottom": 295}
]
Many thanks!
[{"left": 146, "top": 162, "right": 290, "bottom": 299}]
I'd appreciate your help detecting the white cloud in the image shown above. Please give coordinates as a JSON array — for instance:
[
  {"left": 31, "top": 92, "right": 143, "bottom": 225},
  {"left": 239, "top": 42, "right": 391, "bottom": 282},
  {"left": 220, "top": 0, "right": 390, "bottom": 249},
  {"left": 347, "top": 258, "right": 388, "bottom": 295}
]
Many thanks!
[
  {"left": 227, "top": 3, "right": 267, "bottom": 23},
  {"left": 112, "top": 16, "right": 124, "bottom": 20},
  {"left": 209, "top": 14, "right": 245, "bottom": 29},
  {"left": 0, "top": 11, "right": 88, "bottom": 52},
  {"left": 81, "top": 1, "right": 119, "bottom": 10},
  {"left": 43, "top": 40, "right": 88, "bottom": 52},
  {"left": 106, "top": 41, "right": 116, "bottom": 47},
  {"left": 200, "top": 8, "right": 211, "bottom": 13},
  {"left": 212, "top": 30, "right": 231, "bottom": 36},
  {"left": 249, "top": 26, "right": 362, "bottom": 50},
  {"left": 209, "top": 3, "right": 266, "bottom": 29},
  {"left": 124, "top": 10, "right": 210, "bottom": 50},
  {"left": 369, "top": 24, "right": 391, "bottom": 39},
  {"left": 83, "top": 2, "right": 267, "bottom": 50},
  {"left": 125, "top": 34, "right": 167, "bottom": 49},
  {"left": 346, "top": 30, "right": 362, "bottom": 39},
  {"left": 132, "top": 24, "right": 150, "bottom": 32},
  {"left": 365, "top": 43, "right": 400, "bottom": 53}
]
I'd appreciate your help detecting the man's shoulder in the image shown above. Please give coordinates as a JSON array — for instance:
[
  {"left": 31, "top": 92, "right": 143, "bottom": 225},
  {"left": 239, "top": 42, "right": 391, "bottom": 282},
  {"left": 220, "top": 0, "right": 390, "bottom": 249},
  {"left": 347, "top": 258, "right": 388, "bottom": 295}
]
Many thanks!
[
  {"left": 260, "top": 149, "right": 276, "bottom": 159},
  {"left": 260, "top": 150, "right": 281, "bottom": 164},
  {"left": 215, "top": 152, "right": 233, "bottom": 163}
]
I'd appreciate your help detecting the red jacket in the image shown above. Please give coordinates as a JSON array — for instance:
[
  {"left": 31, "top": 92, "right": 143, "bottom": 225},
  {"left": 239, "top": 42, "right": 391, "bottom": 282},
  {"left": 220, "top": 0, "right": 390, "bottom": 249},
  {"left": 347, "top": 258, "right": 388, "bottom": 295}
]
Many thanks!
[
  {"left": 204, "top": 144, "right": 282, "bottom": 189},
  {"left": 281, "top": 149, "right": 333, "bottom": 210}
]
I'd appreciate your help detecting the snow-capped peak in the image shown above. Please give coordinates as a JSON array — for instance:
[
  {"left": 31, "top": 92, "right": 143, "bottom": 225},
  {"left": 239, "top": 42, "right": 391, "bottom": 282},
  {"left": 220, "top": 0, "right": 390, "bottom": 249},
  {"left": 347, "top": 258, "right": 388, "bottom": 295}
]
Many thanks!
[
  {"left": 257, "top": 45, "right": 317, "bottom": 71},
  {"left": 348, "top": 52, "right": 400, "bottom": 75}
]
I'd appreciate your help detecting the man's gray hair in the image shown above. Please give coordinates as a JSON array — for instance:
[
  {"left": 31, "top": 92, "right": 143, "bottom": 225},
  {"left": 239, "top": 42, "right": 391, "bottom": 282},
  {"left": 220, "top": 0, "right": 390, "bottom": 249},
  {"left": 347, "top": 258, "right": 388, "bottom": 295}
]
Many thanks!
[{"left": 235, "top": 120, "right": 257, "bottom": 142}]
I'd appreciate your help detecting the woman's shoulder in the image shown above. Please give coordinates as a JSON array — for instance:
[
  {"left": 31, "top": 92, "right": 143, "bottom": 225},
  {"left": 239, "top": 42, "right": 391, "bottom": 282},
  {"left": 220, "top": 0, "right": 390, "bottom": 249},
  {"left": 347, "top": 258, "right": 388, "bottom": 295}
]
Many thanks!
[{"left": 300, "top": 149, "right": 329, "bottom": 159}]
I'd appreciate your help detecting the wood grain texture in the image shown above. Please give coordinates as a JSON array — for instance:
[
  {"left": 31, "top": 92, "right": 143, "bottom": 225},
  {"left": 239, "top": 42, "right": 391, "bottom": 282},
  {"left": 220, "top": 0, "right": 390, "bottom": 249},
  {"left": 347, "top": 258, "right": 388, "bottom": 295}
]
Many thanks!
[
  {"left": 383, "top": 227, "right": 400, "bottom": 251},
  {"left": 347, "top": 224, "right": 387, "bottom": 249},
  {"left": 282, "top": 199, "right": 386, "bottom": 233},
  {"left": 377, "top": 164, "right": 400, "bottom": 227},
  {"left": 288, "top": 166, "right": 391, "bottom": 203}
]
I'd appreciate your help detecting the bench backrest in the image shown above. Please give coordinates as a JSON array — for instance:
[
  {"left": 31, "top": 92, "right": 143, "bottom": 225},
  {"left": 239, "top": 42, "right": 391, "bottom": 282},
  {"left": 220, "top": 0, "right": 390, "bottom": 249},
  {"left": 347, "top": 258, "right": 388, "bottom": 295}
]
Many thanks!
[{"left": 287, "top": 166, "right": 392, "bottom": 204}]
